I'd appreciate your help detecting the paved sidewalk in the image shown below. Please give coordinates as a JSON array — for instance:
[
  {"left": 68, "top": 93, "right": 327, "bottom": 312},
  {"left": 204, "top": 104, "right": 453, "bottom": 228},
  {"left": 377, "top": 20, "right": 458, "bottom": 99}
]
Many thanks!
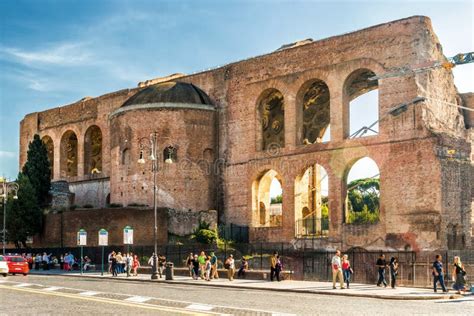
[{"left": 28, "top": 269, "right": 473, "bottom": 301}]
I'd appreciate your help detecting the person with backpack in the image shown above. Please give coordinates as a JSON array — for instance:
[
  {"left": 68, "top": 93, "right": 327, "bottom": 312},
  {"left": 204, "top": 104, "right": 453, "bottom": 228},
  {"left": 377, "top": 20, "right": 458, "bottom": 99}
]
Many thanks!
[
  {"left": 452, "top": 256, "right": 467, "bottom": 294},
  {"left": 342, "top": 254, "right": 353, "bottom": 289},
  {"left": 270, "top": 251, "right": 278, "bottom": 281}
]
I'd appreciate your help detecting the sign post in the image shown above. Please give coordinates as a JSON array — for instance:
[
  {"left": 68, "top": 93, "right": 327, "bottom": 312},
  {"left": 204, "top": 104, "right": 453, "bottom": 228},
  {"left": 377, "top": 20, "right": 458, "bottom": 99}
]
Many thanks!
[
  {"left": 123, "top": 226, "right": 133, "bottom": 277},
  {"left": 77, "top": 229, "right": 87, "bottom": 275},
  {"left": 98, "top": 229, "right": 108, "bottom": 276}
]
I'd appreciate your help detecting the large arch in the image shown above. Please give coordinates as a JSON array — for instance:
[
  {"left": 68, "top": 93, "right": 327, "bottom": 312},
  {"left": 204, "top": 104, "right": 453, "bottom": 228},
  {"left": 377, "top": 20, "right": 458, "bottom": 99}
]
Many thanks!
[
  {"left": 297, "top": 79, "right": 330, "bottom": 144},
  {"left": 60, "top": 130, "right": 78, "bottom": 178},
  {"left": 344, "top": 157, "right": 380, "bottom": 224},
  {"left": 257, "top": 89, "right": 285, "bottom": 151},
  {"left": 84, "top": 125, "right": 102, "bottom": 175},
  {"left": 294, "top": 163, "right": 329, "bottom": 237},
  {"left": 41, "top": 135, "right": 54, "bottom": 178},
  {"left": 252, "top": 169, "right": 283, "bottom": 227},
  {"left": 344, "top": 69, "right": 379, "bottom": 138}
]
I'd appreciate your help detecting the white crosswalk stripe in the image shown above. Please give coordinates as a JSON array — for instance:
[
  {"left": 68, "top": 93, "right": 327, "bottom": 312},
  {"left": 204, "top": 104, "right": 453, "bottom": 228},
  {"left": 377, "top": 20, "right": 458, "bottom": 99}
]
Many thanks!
[
  {"left": 78, "top": 291, "right": 99, "bottom": 296},
  {"left": 124, "top": 296, "right": 152, "bottom": 303},
  {"left": 14, "top": 283, "right": 32, "bottom": 287},
  {"left": 43, "top": 286, "right": 62, "bottom": 291},
  {"left": 186, "top": 303, "right": 214, "bottom": 311}
]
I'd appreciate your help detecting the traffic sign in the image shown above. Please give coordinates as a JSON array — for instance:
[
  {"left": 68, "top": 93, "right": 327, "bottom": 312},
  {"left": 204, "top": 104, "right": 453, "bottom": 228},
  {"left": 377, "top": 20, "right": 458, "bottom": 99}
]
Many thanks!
[
  {"left": 123, "top": 226, "right": 133, "bottom": 245},
  {"left": 77, "top": 229, "right": 87, "bottom": 246},
  {"left": 98, "top": 229, "right": 108, "bottom": 246}
]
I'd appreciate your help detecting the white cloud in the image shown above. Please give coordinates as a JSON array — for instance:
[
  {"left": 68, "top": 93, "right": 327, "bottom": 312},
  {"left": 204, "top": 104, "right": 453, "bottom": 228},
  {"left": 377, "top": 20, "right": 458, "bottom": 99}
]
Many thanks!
[
  {"left": 0, "top": 151, "right": 16, "bottom": 158},
  {"left": 0, "top": 42, "right": 93, "bottom": 66}
]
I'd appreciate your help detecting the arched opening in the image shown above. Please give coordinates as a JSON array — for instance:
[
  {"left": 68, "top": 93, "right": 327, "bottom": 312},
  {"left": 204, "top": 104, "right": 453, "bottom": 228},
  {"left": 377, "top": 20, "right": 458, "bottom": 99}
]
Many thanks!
[
  {"left": 252, "top": 170, "right": 283, "bottom": 227},
  {"left": 41, "top": 135, "right": 54, "bottom": 178},
  {"left": 258, "top": 89, "right": 285, "bottom": 151},
  {"left": 299, "top": 79, "right": 330, "bottom": 144},
  {"left": 344, "top": 157, "right": 380, "bottom": 224},
  {"left": 60, "top": 130, "right": 78, "bottom": 178},
  {"left": 345, "top": 69, "right": 379, "bottom": 138},
  {"left": 121, "top": 148, "right": 130, "bottom": 165},
  {"left": 84, "top": 125, "right": 102, "bottom": 175},
  {"left": 295, "top": 164, "right": 329, "bottom": 237}
]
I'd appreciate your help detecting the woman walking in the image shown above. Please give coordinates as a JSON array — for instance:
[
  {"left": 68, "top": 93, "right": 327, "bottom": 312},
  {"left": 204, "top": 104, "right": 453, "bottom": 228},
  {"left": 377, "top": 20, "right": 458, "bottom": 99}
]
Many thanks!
[
  {"left": 132, "top": 255, "right": 140, "bottom": 276},
  {"left": 389, "top": 257, "right": 399, "bottom": 289},
  {"left": 186, "top": 253, "right": 194, "bottom": 277},
  {"left": 274, "top": 255, "right": 282, "bottom": 282},
  {"left": 342, "top": 254, "right": 353, "bottom": 289},
  {"left": 192, "top": 254, "right": 200, "bottom": 280},
  {"left": 452, "top": 256, "right": 467, "bottom": 294},
  {"left": 111, "top": 253, "right": 118, "bottom": 277}
]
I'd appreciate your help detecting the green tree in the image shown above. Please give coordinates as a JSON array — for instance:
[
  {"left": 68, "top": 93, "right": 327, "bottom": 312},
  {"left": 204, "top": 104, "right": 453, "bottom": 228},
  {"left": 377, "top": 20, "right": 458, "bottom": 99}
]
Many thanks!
[
  {"left": 22, "top": 134, "right": 51, "bottom": 207},
  {"left": 6, "top": 173, "right": 43, "bottom": 248},
  {"left": 347, "top": 178, "right": 380, "bottom": 224}
]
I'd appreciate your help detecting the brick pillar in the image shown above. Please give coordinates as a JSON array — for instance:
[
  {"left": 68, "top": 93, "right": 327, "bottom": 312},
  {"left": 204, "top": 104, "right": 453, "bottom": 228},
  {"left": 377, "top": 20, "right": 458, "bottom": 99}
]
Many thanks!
[
  {"left": 328, "top": 77, "right": 345, "bottom": 141},
  {"left": 77, "top": 134, "right": 84, "bottom": 177},
  {"left": 53, "top": 139, "right": 61, "bottom": 180},
  {"left": 328, "top": 172, "right": 343, "bottom": 239},
  {"left": 284, "top": 92, "right": 296, "bottom": 150},
  {"left": 282, "top": 175, "right": 295, "bottom": 240}
]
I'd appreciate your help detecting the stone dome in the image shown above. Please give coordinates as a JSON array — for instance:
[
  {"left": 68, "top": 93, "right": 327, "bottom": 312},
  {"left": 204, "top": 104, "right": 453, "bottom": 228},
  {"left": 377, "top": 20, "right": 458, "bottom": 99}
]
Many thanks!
[{"left": 122, "top": 81, "right": 212, "bottom": 107}]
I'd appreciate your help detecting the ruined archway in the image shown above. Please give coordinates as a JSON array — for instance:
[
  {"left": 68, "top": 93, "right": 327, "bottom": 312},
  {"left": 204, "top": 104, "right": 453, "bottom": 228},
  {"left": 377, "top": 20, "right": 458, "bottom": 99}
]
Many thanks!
[
  {"left": 258, "top": 89, "right": 285, "bottom": 151},
  {"left": 252, "top": 170, "right": 283, "bottom": 227},
  {"left": 295, "top": 164, "right": 329, "bottom": 237},
  {"left": 60, "top": 130, "right": 78, "bottom": 178},
  {"left": 41, "top": 135, "right": 54, "bottom": 178},
  {"left": 84, "top": 125, "right": 102, "bottom": 175},
  {"left": 344, "top": 157, "right": 380, "bottom": 224},
  {"left": 298, "top": 79, "right": 330, "bottom": 144},
  {"left": 344, "top": 69, "right": 379, "bottom": 138}
]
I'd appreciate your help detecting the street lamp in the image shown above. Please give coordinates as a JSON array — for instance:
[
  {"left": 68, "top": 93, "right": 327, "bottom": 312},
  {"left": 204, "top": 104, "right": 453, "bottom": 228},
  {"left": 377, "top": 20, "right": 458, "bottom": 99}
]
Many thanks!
[
  {"left": 0, "top": 177, "right": 19, "bottom": 255},
  {"left": 137, "top": 132, "right": 174, "bottom": 280}
]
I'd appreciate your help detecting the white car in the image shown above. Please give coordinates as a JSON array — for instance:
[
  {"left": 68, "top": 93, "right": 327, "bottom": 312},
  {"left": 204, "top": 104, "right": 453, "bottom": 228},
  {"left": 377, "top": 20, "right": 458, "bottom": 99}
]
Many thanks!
[{"left": 0, "top": 255, "right": 9, "bottom": 277}]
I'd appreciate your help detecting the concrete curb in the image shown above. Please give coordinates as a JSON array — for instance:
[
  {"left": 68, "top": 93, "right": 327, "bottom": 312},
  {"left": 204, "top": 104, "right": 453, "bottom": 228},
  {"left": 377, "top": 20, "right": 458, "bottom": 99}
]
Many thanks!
[{"left": 29, "top": 272, "right": 468, "bottom": 301}]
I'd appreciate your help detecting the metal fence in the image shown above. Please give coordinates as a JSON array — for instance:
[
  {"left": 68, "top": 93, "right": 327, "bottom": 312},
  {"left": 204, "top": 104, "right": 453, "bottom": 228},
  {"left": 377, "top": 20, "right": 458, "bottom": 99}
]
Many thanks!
[{"left": 6, "top": 243, "right": 474, "bottom": 288}]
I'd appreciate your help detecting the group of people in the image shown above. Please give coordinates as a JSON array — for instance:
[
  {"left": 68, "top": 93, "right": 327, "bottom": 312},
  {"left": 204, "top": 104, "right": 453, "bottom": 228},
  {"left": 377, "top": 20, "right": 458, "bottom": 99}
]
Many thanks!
[
  {"left": 185, "top": 251, "right": 283, "bottom": 282},
  {"left": 186, "top": 251, "right": 220, "bottom": 281},
  {"left": 331, "top": 251, "right": 469, "bottom": 294},
  {"left": 107, "top": 251, "right": 141, "bottom": 277}
]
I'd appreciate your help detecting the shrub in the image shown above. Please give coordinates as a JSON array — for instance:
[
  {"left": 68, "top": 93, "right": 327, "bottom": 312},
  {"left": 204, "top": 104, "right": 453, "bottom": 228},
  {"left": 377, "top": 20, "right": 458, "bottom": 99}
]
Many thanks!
[
  {"left": 193, "top": 229, "right": 218, "bottom": 244},
  {"left": 83, "top": 204, "right": 94, "bottom": 209},
  {"left": 191, "top": 220, "right": 218, "bottom": 244},
  {"left": 109, "top": 203, "right": 123, "bottom": 208}
]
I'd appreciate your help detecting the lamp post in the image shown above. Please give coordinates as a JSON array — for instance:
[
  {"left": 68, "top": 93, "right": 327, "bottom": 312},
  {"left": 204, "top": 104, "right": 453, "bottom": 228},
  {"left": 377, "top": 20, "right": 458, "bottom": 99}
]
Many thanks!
[
  {"left": 0, "top": 177, "right": 19, "bottom": 255},
  {"left": 137, "top": 132, "right": 174, "bottom": 280}
]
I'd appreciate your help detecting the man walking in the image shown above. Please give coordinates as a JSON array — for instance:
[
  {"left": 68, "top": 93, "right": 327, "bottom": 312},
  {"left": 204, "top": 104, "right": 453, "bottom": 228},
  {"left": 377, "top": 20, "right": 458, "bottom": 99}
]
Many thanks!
[
  {"left": 210, "top": 252, "right": 219, "bottom": 279},
  {"left": 331, "top": 250, "right": 345, "bottom": 289},
  {"left": 376, "top": 254, "right": 387, "bottom": 287},
  {"left": 432, "top": 254, "right": 448, "bottom": 293}
]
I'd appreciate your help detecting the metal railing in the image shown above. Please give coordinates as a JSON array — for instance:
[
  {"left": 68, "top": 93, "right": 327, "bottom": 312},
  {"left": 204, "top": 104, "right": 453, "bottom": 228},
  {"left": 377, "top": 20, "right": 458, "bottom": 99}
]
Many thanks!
[{"left": 295, "top": 217, "right": 329, "bottom": 237}]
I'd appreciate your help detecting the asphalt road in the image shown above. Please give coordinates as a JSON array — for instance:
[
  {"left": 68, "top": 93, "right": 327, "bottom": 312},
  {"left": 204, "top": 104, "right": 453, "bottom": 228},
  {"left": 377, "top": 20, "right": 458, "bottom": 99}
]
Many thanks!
[{"left": 0, "top": 274, "right": 473, "bottom": 315}]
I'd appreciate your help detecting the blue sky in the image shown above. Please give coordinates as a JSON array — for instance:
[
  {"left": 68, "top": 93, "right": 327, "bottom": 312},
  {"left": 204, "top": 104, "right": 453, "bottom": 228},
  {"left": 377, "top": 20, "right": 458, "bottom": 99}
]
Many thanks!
[{"left": 0, "top": 0, "right": 473, "bottom": 180}]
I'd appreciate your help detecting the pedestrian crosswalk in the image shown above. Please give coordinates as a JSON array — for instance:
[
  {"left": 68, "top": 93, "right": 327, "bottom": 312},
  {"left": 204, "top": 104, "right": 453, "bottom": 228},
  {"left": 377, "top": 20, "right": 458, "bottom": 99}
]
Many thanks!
[{"left": 0, "top": 280, "right": 285, "bottom": 315}]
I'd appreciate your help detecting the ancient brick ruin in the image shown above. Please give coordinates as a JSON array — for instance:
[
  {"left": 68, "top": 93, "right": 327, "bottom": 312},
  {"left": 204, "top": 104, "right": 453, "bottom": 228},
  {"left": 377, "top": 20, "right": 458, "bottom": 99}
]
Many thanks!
[{"left": 19, "top": 16, "right": 473, "bottom": 250}]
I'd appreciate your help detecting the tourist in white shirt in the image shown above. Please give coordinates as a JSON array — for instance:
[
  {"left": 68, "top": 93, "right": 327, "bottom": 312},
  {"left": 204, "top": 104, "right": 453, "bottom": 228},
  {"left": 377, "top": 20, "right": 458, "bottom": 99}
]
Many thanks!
[{"left": 331, "top": 249, "right": 345, "bottom": 289}]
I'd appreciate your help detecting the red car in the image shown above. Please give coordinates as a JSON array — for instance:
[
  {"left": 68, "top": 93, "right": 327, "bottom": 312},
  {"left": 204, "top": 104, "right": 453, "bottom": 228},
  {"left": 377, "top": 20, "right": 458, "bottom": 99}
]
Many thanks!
[{"left": 5, "top": 256, "right": 29, "bottom": 276}]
